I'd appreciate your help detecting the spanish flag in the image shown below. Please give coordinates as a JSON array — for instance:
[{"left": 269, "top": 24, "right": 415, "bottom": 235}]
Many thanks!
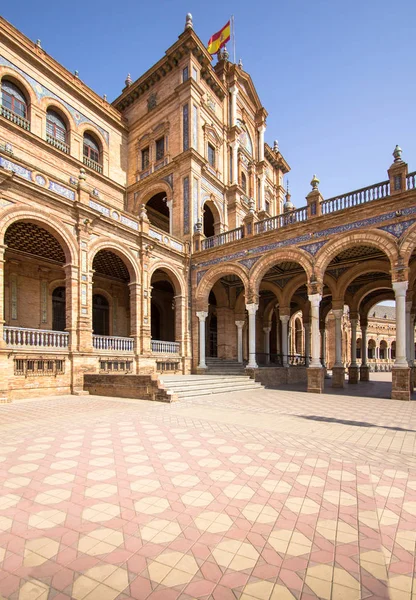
[{"left": 207, "top": 21, "right": 231, "bottom": 55}]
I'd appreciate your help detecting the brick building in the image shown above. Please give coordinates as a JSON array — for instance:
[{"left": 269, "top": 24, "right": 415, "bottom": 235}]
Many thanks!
[{"left": 0, "top": 14, "right": 414, "bottom": 402}]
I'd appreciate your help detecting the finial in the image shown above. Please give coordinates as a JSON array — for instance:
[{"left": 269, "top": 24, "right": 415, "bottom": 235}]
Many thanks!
[
  {"left": 238, "top": 58, "right": 243, "bottom": 69},
  {"left": 222, "top": 46, "right": 229, "bottom": 62},
  {"left": 103, "top": 94, "right": 107, "bottom": 101},
  {"left": 286, "top": 179, "right": 290, "bottom": 194},
  {"left": 393, "top": 144, "right": 402, "bottom": 162},
  {"left": 185, "top": 13, "right": 193, "bottom": 30},
  {"left": 79, "top": 167, "right": 86, "bottom": 181},
  {"left": 195, "top": 220, "right": 203, "bottom": 233},
  {"left": 74, "top": 70, "right": 79, "bottom": 78},
  {"left": 273, "top": 140, "right": 279, "bottom": 153},
  {"left": 125, "top": 73, "right": 132, "bottom": 87},
  {"left": 310, "top": 174, "right": 320, "bottom": 190},
  {"left": 36, "top": 39, "right": 42, "bottom": 48}
]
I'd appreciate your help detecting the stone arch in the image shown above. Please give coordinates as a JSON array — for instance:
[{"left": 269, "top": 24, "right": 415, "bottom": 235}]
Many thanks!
[
  {"left": 202, "top": 194, "right": 223, "bottom": 236},
  {"left": 263, "top": 298, "right": 278, "bottom": 326},
  {"left": 135, "top": 180, "right": 173, "bottom": 213},
  {"left": 258, "top": 281, "right": 284, "bottom": 306},
  {"left": 39, "top": 97, "right": 76, "bottom": 131},
  {"left": 323, "top": 273, "right": 337, "bottom": 299},
  {"left": 78, "top": 122, "right": 107, "bottom": 152},
  {"left": 350, "top": 279, "right": 392, "bottom": 313},
  {"left": 400, "top": 221, "right": 416, "bottom": 267},
  {"left": 0, "top": 206, "right": 78, "bottom": 265},
  {"left": 211, "top": 280, "right": 230, "bottom": 308},
  {"left": 148, "top": 262, "right": 186, "bottom": 298},
  {"left": 250, "top": 247, "right": 314, "bottom": 297},
  {"left": 280, "top": 273, "right": 308, "bottom": 306},
  {"left": 335, "top": 260, "right": 392, "bottom": 301},
  {"left": 88, "top": 238, "right": 140, "bottom": 284},
  {"left": 196, "top": 263, "right": 249, "bottom": 309},
  {"left": 361, "top": 292, "right": 395, "bottom": 318},
  {"left": 314, "top": 230, "right": 398, "bottom": 277}
]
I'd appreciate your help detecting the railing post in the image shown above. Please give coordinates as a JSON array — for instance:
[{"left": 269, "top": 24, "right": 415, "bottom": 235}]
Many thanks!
[
  {"left": 388, "top": 146, "right": 408, "bottom": 195},
  {"left": 306, "top": 175, "right": 323, "bottom": 218}
]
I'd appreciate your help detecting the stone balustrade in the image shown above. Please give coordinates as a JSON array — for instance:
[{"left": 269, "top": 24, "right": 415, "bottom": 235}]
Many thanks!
[
  {"left": 4, "top": 326, "right": 69, "bottom": 348},
  {"left": 151, "top": 340, "right": 180, "bottom": 354},
  {"left": 92, "top": 335, "right": 134, "bottom": 352}
]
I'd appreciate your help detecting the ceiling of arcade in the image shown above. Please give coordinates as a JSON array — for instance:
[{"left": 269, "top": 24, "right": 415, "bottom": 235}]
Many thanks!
[{"left": 93, "top": 250, "right": 130, "bottom": 282}]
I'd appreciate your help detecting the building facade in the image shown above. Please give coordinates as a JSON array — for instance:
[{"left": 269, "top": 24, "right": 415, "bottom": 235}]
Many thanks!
[{"left": 0, "top": 14, "right": 414, "bottom": 402}]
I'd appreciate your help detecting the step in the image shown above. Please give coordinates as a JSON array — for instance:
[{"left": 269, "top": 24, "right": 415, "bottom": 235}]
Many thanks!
[
  {"left": 176, "top": 384, "right": 263, "bottom": 399},
  {"left": 161, "top": 380, "right": 258, "bottom": 393}
]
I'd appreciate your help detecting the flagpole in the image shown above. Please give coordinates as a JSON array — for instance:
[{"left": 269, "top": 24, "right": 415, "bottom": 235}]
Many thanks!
[{"left": 231, "top": 15, "right": 236, "bottom": 64}]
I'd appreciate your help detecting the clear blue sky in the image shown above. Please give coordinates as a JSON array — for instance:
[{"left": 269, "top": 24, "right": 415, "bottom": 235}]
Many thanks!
[{"left": 2, "top": 0, "right": 416, "bottom": 207}]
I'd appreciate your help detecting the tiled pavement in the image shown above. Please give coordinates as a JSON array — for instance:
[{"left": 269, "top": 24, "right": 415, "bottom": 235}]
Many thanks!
[{"left": 0, "top": 374, "right": 415, "bottom": 600}]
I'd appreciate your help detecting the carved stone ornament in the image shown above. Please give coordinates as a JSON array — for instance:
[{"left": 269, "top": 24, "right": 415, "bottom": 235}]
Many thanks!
[{"left": 147, "top": 93, "right": 157, "bottom": 111}]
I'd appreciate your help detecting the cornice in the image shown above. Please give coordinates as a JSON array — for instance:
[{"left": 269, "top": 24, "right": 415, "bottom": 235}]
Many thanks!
[{"left": 265, "top": 143, "right": 290, "bottom": 174}]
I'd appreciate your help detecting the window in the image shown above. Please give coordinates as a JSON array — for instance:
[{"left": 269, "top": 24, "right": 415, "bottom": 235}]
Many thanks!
[
  {"left": 83, "top": 133, "right": 100, "bottom": 164},
  {"left": 46, "top": 109, "right": 67, "bottom": 145},
  {"left": 142, "top": 146, "right": 150, "bottom": 170},
  {"left": 155, "top": 137, "right": 165, "bottom": 161},
  {"left": 241, "top": 172, "right": 247, "bottom": 192},
  {"left": 182, "top": 67, "right": 189, "bottom": 82},
  {"left": 1, "top": 79, "right": 28, "bottom": 119},
  {"left": 265, "top": 199, "right": 270, "bottom": 214},
  {"left": 208, "top": 143, "right": 216, "bottom": 168},
  {"left": 192, "top": 66, "right": 198, "bottom": 81}
]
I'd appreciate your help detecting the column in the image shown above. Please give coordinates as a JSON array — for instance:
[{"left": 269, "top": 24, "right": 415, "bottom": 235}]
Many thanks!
[
  {"left": 259, "top": 172, "right": 266, "bottom": 212},
  {"left": 166, "top": 199, "right": 173, "bottom": 235},
  {"left": 128, "top": 282, "right": 141, "bottom": 358},
  {"left": 0, "top": 245, "right": 8, "bottom": 402},
  {"left": 258, "top": 125, "right": 266, "bottom": 162},
  {"left": 232, "top": 141, "right": 239, "bottom": 185},
  {"left": 280, "top": 314, "right": 290, "bottom": 367},
  {"left": 235, "top": 320, "right": 245, "bottom": 363},
  {"left": 0, "top": 246, "right": 6, "bottom": 349},
  {"left": 361, "top": 326, "right": 368, "bottom": 365},
  {"left": 230, "top": 85, "right": 238, "bottom": 127},
  {"left": 320, "top": 327, "right": 326, "bottom": 368},
  {"left": 406, "top": 301, "right": 412, "bottom": 364},
  {"left": 348, "top": 316, "right": 359, "bottom": 384},
  {"left": 392, "top": 280, "right": 410, "bottom": 400},
  {"left": 196, "top": 311, "right": 208, "bottom": 369},
  {"left": 263, "top": 326, "right": 271, "bottom": 364},
  {"left": 246, "top": 303, "right": 258, "bottom": 369},
  {"left": 333, "top": 309, "right": 343, "bottom": 367},
  {"left": 174, "top": 294, "right": 186, "bottom": 358},
  {"left": 304, "top": 323, "right": 310, "bottom": 367},
  {"left": 64, "top": 263, "right": 80, "bottom": 352},
  {"left": 309, "top": 294, "right": 322, "bottom": 368}
]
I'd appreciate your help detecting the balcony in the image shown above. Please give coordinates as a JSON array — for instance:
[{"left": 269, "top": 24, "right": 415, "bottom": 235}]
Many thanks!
[
  {"left": 46, "top": 134, "right": 70, "bottom": 154},
  {"left": 93, "top": 335, "right": 134, "bottom": 352},
  {"left": 83, "top": 155, "right": 103, "bottom": 174},
  {"left": 4, "top": 326, "right": 69, "bottom": 348},
  {"left": 151, "top": 340, "right": 180, "bottom": 354},
  {"left": 1, "top": 106, "right": 30, "bottom": 131}
]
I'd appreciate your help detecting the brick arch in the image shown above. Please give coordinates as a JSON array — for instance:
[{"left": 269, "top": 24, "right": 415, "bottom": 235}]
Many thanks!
[
  {"left": 350, "top": 279, "right": 392, "bottom": 313},
  {"left": 202, "top": 194, "right": 224, "bottom": 226},
  {"left": 280, "top": 273, "right": 308, "bottom": 307},
  {"left": 0, "top": 67, "right": 37, "bottom": 108},
  {"left": 195, "top": 263, "right": 249, "bottom": 310},
  {"left": 314, "top": 230, "right": 398, "bottom": 278},
  {"left": 78, "top": 122, "right": 107, "bottom": 153},
  {"left": 211, "top": 280, "right": 230, "bottom": 308},
  {"left": 133, "top": 181, "right": 173, "bottom": 213},
  {"left": 89, "top": 238, "right": 140, "bottom": 285},
  {"left": 361, "top": 291, "right": 395, "bottom": 317},
  {"left": 335, "top": 260, "right": 392, "bottom": 301},
  {"left": 0, "top": 205, "right": 78, "bottom": 265},
  {"left": 250, "top": 248, "right": 314, "bottom": 297},
  {"left": 323, "top": 273, "right": 337, "bottom": 299},
  {"left": 399, "top": 221, "right": 416, "bottom": 266},
  {"left": 263, "top": 298, "right": 278, "bottom": 325},
  {"left": 258, "top": 281, "right": 283, "bottom": 306},
  {"left": 149, "top": 262, "right": 186, "bottom": 298},
  {"left": 39, "top": 97, "right": 76, "bottom": 131}
]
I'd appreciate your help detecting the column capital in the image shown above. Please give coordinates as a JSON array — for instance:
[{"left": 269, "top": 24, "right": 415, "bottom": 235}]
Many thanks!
[
  {"left": 393, "top": 280, "right": 408, "bottom": 295},
  {"left": 304, "top": 323, "right": 311, "bottom": 331},
  {"left": 229, "top": 84, "right": 238, "bottom": 96},
  {"left": 350, "top": 318, "right": 358, "bottom": 327},
  {"left": 280, "top": 314, "right": 290, "bottom": 324},
  {"left": 257, "top": 124, "right": 266, "bottom": 133},
  {"left": 196, "top": 310, "right": 208, "bottom": 322},
  {"left": 333, "top": 309, "right": 343, "bottom": 320},
  {"left": 263, "top": 326, "right": 271, "bottom": 334},
  {"left": 235, "top": 320, "right": 245, "bottom": 329},
  {"left": 245, "top": 303, "right": 258, "bottom": 315},
  {"left": 308, "top": 293, "right": 322, "bottom": 307}
]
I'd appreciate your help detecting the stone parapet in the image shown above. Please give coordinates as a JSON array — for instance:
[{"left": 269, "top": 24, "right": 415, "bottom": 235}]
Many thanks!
[
  {"left": 307, "top": 367, "right": 324, "bottom": 394},
  {"left": 391, "top": 367, "right": 411, "bottom": 401}
]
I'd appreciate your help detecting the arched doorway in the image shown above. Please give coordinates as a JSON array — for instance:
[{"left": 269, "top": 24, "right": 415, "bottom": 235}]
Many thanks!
[
  {"left": 208, "top": 291, "right": 218, "bottom": 357},
  {"left": 150, "top": 270, "right": 176, "bottom": 343},
  {"left": 146, "top": 192, "right": 169, "bottom": 233},
  {"left": 93, "top": 294, "right": 109, "bottom": 335},
  {"left": 380, "top": 340, "right": 387, "bottom": 360},
  {"left": 52, "top": 287, "right": 66, "bottom": 331},
  {"left": 203, "top": 204, "right": 215, "bottom": 238}
]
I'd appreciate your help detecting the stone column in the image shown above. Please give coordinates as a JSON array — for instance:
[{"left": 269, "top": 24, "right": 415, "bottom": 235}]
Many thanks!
[
  {"left": 392, "top": 281, "right": 410, "bottom": 400},
  {"left": 246, "top": 303, "right": 258, "bottom": 369},
  {"left": 280, "top": 314, "right": 290, "bottom": 367},
  {"left": 166, "top": 199, "right": 173, "bottom": 235},
  {"left": 64, "top": 264, "right": 80, "bottom": 353},
  {"left": 411, "top": 314, "right": 416, "bottom": 391},
  {"left": 263, "top": 326, "right": 271, "bottom": 364},
  {"left": 348, "top": 316, "right": 359, "bottom": 384},
  {"left": 320, "top": 327, "right": 326, "bottom": 369},
  {"left": 258, "top": 125, "right": 265, "bottom": 162},
  {"left": 332, "top": 308, "right": 345, "bottom": 388},
  {"left": 307, "top": 293, "right": 324, "bottom": 393},
  {"left": 128, "top": 282, "right": 141, "bottom": 368},
  {"left": 196, "top": 311, "right": 208, "bottom": 370},
  {"left": 235, "top": 320, "right": 245, "bottom": 363},
  {"left": 304, "top": 323, "right": 310, "bottom": 367},
  {"left": 232, "top": 141, "right": 239, "bottom": 185},
  {"left": 360, "top": 322, "right": 369, "bottom": 381},
  {"left": 0, "top": 246, "right": 9, "bottom": 402},
  {"left": 259, "top": 172, "right": 266, "bottom": 212},
  {"left": 230, "top": 85, "right": 238, "bottom": 127},
  {"left": 406, "top": 301, "right": 412, "bottom": 364}
]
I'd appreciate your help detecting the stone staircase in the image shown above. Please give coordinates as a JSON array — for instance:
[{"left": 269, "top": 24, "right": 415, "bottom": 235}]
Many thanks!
[{"left": 159, "top": 358, "right": 262, "bottom": 400}]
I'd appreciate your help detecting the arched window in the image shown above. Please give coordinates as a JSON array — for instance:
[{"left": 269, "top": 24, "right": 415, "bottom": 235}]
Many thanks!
[
  {"left": 1, "top": 79, "right": 29, "bottom": 127},
  {"left": 46, "top": 109, "right": 68, "bottom": 151},
  {"left": 83, "top": 133, "right": 101, "bottom": 171},
  {"left": 52, "top": 287, "right": 66, "bottom": 331},
  {"left": 241, "top": 172, "right": 247, "bottom": 193},
  {"left": 93, "top": 294, "right": 109, "bottom": 335}
]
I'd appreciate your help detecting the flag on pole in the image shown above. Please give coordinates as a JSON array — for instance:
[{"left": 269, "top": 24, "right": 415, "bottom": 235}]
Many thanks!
[{"left": 207, "top": 21, "right": 231, "bottom": 55}]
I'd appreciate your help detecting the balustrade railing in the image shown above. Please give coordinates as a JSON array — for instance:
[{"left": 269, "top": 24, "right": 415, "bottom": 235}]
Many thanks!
[
  {"left": 255, "top": 207, "right": 308, "bottom": 235},
  {"left": 321, "top": 180, "right": 390, "bottom": 214},
  {"left": 151, "top": 340, "right": 180, "bottom": 354},
  {"left": 202, "top": 227, "right": 244, "bottom": 250},
  {"left": 83, "top": 155, "right": 103, "bottom": 174},
  {"left": 4, "top": 326, "right": 69, "bottom": 348},
  {"left": 46, "top": 135, "right": 70, "bottom": 154},
  {"left": 407, "top": 171, "right": 416, "bottom": 190},
  {"left": 1, "top": 106, "right": 30, "bottom": 131},
  {"left": 93, "top": 335, "right": 134, "bottom": 351}
]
